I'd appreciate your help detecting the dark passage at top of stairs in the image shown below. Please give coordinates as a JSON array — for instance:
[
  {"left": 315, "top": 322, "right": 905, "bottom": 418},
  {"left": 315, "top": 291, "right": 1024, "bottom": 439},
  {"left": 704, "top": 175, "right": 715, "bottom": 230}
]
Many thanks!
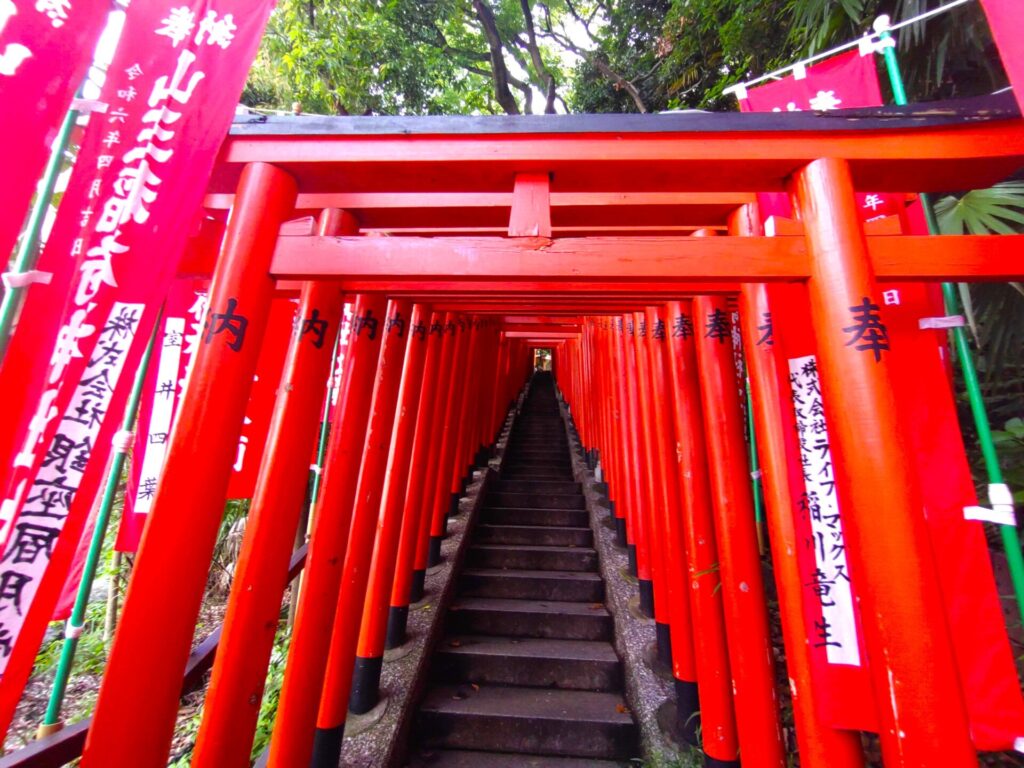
[{"left": 407, "top": 372, "right": 639, "bottom": 767}]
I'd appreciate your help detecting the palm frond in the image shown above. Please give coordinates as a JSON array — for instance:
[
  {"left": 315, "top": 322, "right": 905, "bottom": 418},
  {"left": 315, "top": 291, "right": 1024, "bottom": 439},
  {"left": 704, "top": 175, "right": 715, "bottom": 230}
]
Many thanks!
[{"left": 933, "top": 182, "right": 1024, "bottom": 235}]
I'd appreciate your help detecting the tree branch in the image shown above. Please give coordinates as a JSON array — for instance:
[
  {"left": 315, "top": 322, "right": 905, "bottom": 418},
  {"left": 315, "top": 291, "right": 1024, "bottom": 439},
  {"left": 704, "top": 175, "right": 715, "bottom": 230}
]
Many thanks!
[
  {"left": 472, "top": 0, "right": 521, "bottom": 114},
  {"left": 518, "top": 0, "right": 558, "bottom": 113}
]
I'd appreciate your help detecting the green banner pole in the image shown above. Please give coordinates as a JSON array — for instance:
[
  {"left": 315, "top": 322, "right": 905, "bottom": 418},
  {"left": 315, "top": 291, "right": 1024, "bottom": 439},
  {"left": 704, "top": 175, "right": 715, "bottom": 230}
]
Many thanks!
[
  {"left": 0, "top": 98, "right": 81, "bottom": 359},
  {"left": 38, "top": 316, "right": 160, "bottom": 733},
  {"left": 875, "top": 18, "right": 1024, "bottom": 626},
  {"left": 745, "top": 376, "right": 766, "bottom": 554},
  {"left": 308, "top": 331, "right": 342, "bottom": 510}
]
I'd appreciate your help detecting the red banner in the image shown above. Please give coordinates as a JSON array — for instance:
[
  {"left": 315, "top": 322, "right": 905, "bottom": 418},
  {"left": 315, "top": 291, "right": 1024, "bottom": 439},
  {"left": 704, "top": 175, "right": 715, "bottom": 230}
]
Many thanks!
[
  {"left": 980, "top": 0, "right": 1024, "bottom": 112},
  {"left": 766, "top": 219, "right": 1024, "bottom": 746},
  {"left": 0, "top": 0, "right": 110, "bottom": 265},
  {"left": 0, "top": 0, "right": 275, "bottom": 739},
  {"left": 738, "top": 49, "right": 902, "bottom": 223}
]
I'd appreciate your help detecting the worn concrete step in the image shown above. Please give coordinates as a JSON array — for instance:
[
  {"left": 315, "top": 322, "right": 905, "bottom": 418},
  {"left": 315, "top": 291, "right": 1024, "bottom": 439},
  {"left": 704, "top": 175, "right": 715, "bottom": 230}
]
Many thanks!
[
  {"left": 432, "top": 635, "right": 622, "bottom": 691},
  {"left": 486, "top": 492, "right": 585, "bottom": 510},
  {"left": 504, "top": 456, "right": 571, "bottom": 465},
  {"left": 481, "top": 507, "right": 588, "bottom": 528},
  {"left": 466, "top": 544, "right": 597, "bottom": 572},
  {"left": 501, "top": 467, "right": 575, "bottom": 479},
  {"left": 415, "top": 685, "right": 637, "bottom": 759},
  {"left": 406, "top": 749, "right": 630, "bottom": 767},
  {"left": 491, "top": 479, "right": 580, "bottom": 495},
  {"left": 474, "top": 524, "right": 592, "bottom": 548},
  {"left": 506, "top": 450, "right": 569, "bottom": 458},
  {"left": 460, "top": 567, "right": 603, "bottom": 601},
  {"left": 447, "top": 597, "right": 612, "bottom": 640}
]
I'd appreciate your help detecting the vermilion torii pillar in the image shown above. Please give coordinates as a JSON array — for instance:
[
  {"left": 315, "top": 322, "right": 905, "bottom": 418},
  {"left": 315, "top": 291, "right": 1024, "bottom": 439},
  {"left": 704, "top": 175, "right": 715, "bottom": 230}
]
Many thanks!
[
  {"left": 350, "top": 303, "right": 431, "bottom": 715},
  {"left": 792, "top": 158, "right": 976, "bottom": 766},
  {"left": 644, "top": 304, "right": 699, "bottom": 741},
  {"left": 412, "top": 313, "right": 459, "bottom": 600},
  {"left": 732, "top": 204, "right": 865, "bottom": 768},
  {"left": 267, "top": 292, "right": 387, "bottom": 768},
  {"left": 386, "top": 311, "right": 446, "bottom": 649},
  {"left": 664, "top": 298, "right": 739, "bottom": 767},
  {"left": 427, "top": 317, "right": 472, "bottom": 566},
  {"left": 693, "top": 293, "right": 786, "bottom": 768},
  {"left": 621, "top": 315, "right": 649, "bottom": 585},
  {"left": 192, "top": 211, "right": 348, "bottom": 767},
  {"left": 313, "top": 298, "right": 413, "bottom": 765},
  {"left": 81, "top": 162, "right": 298, "bottom": 767}
]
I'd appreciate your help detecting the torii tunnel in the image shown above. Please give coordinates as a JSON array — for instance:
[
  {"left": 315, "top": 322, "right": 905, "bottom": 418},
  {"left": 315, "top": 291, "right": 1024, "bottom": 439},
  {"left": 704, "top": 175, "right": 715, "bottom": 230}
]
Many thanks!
[{"left": 27, "top": 101, "right": 1024, "bottom": 767}]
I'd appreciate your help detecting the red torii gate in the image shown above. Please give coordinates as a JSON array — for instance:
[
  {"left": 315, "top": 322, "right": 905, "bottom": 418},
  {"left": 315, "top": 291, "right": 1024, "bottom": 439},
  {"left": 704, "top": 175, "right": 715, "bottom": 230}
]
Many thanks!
[{"left": 74, "top": 103, "right": 1024, "bottom": 768}]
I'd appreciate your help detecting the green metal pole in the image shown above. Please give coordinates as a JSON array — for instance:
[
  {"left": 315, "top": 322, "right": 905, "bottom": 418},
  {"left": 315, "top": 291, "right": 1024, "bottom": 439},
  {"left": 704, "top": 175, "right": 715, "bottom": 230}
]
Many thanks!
[
  {"left": 39, "top": 318, "right": 159, "bottom": 731},
  {"left": 745, "top": 376, "right": 766, "bottom": 554},
  {"left": 308, "top": 331, "right": 342, "bottom": 510},
  {"left": 877, "top": 21, "right": 1024, "bottom": 626},
  {"left": 0, "top": 100, "right": 80, "bottom": 359}
]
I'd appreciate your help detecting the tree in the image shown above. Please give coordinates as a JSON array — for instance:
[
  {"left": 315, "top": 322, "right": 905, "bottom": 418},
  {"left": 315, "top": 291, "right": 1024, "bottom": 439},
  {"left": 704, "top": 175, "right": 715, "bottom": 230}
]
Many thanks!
[{"left": 245, "top": 0, "right": 584, "bottom": 116}]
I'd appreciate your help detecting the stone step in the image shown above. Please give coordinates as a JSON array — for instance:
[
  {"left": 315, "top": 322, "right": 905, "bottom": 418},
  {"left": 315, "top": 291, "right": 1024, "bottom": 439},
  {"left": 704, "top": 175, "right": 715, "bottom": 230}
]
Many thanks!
[
  {"left": 485, "top": 492, "right": 585, "bottom": 510},
  {"left": 480, "top": 507, "right": 588, "bottom": 528},
  {"left": 474, "top": 524, "right": 592, "bottom": 548},
  {"left": 432, "top": 635, "right": 622, "bottom": 691},
  {"left": 415, "top": 685, "right": 637, "bottom": 759},
  {"left": 447, "top": 597, "right": 612, "bottom": 641},
  {"left": 460, "top": 567, "right": 603, "bottom": 601},
  {"left": 406, "top": 749, "right": 630, "bottom": 768},
  {"left": 466, "top": 544, "right": 597, "bottom": 572},
  {"left": 504, "top": 453, "right": 572, "bottom": 465},
  {"left": 491, "top": 479, "right": 580, "bottom": 495},
  {"left": 501, "top": 467, "right": 575, "bottom": 479}
]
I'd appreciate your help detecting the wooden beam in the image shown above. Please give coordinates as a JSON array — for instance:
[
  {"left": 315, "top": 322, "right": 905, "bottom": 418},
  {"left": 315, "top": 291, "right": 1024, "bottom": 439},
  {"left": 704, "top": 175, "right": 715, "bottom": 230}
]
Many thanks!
[
  {"left": 269, "top": 234, "right": 1024, "bottom": 282},
  {"left": 210, "top": 120, "right": 1024, "bottom": 195},
  {"left": 509, "top": 173, "right": 552, "bottom": 237}
]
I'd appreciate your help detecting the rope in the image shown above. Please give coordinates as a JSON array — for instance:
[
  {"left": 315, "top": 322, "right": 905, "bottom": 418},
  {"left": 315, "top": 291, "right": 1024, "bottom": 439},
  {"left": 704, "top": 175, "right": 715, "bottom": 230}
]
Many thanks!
[{"left": 723, "top": 0, "right": 975, "bottom": 98}]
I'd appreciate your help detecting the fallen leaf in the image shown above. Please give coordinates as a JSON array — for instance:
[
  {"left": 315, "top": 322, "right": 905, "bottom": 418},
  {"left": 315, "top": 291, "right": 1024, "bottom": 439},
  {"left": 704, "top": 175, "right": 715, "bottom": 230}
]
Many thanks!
[
  {"left": 616, "top": 704, "right": 629, "bottom": 714},
  {"left": 448, "top": 639, "right": 462, "bottom": 648},
  {"left": 470, "top": 683, "right": 480, "bottom": 691}
]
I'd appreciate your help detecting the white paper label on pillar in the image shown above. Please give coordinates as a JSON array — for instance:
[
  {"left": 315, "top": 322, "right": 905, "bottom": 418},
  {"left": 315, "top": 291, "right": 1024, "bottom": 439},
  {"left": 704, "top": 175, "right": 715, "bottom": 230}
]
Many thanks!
[
  {"left": 132, "top": 317, "right": 186, "bottom": 515},
  {"left": 788, "top": 354, "right": 862, "bottom": 666}
]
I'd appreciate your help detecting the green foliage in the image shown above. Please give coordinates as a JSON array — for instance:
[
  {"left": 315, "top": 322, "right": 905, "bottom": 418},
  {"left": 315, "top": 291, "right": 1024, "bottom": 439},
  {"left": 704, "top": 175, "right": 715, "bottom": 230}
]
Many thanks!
[
  {"left": 935, "top": 184, "right": 1024, "bottom": 431},
  {"left": 992, "top": 418, "right": 1024, "bottom": 505},
  {"left": 935, "top": 182, "right": 1024, "bottom": 237},
  {"left": 243, "top": 0, "right": 1009, "bottom": 116},
  {"left": 250, "top": 621, "right": 292, "bottom": 760},
  {"left": 246, "top": 0, "right": 573, "bottom": 115}
]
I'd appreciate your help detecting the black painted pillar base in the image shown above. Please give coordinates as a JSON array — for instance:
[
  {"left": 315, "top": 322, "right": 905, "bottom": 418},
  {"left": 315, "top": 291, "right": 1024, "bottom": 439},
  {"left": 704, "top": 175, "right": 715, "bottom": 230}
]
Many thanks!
[
  {"left": 409, "top": 569, "right": 426, "bottom": 603},
  {"left": 615, "top": 516, "right": 628, "bottom": 548},
  {"left": 427, "top": 535, "right": 443, "bottom": 567},
  {"left": 349, "top": 655, "right": 384, "bottom": 714},
  {"left": 474, "top": 445, "right": 491, "bottom": 467},
  {"left": 675, "top": 678, "right": 701, "bottom": 748},
  {"left": 385, "top": 605, "right": 409, "bottom": 650},
  {"left": 656, "top": 621, "right": 673, "bottom": 668},
  {"left": 704, "top": 755, "right": 740, "bottom": 768},
  {"left": 627, "top": 544, "right": 638, "bottom": 577},
  {"left": 311, "top": 725, "right": 345, "bottom": 768},
  {"left": 448, "top": 491, "right": 461, "bottom": 518},
  {"left": 638, "top": 578, "right": 655, "bottom": 618}
]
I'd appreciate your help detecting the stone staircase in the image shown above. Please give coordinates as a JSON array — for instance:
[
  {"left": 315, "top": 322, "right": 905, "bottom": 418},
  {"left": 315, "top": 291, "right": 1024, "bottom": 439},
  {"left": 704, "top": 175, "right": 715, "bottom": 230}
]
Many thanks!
[{"left": 407, "top": 373, "right": 638, "bottom": 767}]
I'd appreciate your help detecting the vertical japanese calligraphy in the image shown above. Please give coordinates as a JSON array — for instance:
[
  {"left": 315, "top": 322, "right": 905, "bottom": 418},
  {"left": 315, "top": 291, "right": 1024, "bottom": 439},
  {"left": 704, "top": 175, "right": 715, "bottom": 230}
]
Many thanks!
[
  {"left": 0, "top": 303, "right": 142, "bottom": 662},
  {"left": 0, "top": 0, "right": 110, "bottom": 263},
  {"left": 788, "top": 355, "right": 860, "bottom": 666},
  {"left": 0, "top": 0, "right": 277, "bottom": 738}
]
